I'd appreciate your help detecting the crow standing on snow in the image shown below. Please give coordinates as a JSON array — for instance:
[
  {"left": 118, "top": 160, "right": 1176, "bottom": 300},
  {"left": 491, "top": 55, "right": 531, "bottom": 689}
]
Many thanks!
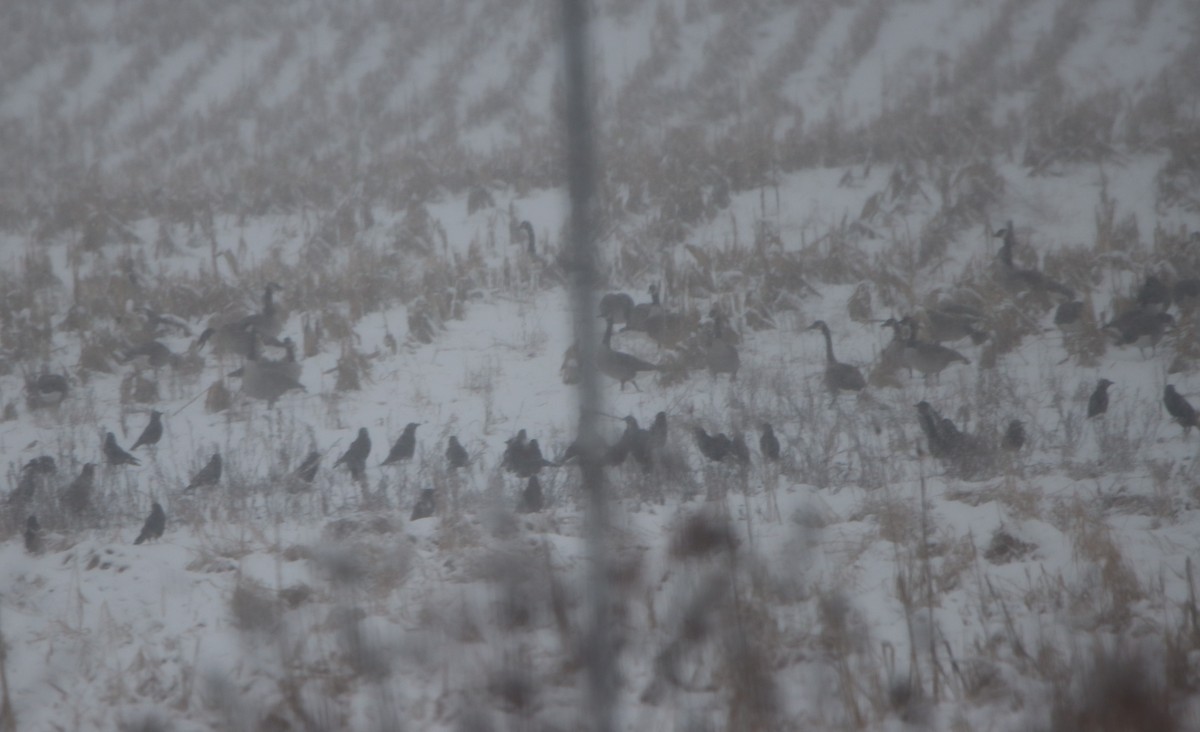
[
  {"left": 648, "top": 412, "right": 669, "bottom": 451},
  {"left": 502, "top": 430, "right": 555, "bottom": 477},
  {"left": 1164, "top": 385, "right": 1198, "bottom": 435},
  {"left": 517, "top": 439, "right": 555, "bottom": 477},
  {"left": 518, "top": 475, "right": 543, "bottom": 514},
  {"left": 134, "top": 502, "right": 166, "bottom": 544},
  {"left": 104, "top": 432, "right": 140, "bottom": 466},
  {"left": 446, "top": 436, "right": 469, "bottom": 469},
  {"left": 693, "top": 427, "right": 733, "bottom": 463},
  {"left": 62, "top": 463, "right": 96, "bottom": 516},
  {"left": 334, "top": 428, "right": 371, "bottom": 481},
  {"left": 759, "top": 422, "right": 781, "bottom": 462},
  {"left": 1087, "top": 379, "right": 1113, "bottom": 419},
  {"left": 381, "top": 423, "right": 420, "bottom": 465},
  {"left": 501, "top": 429, "right": 528, "bottom": 473},
  {"left": 185, "top": 453, "right": 222, "bottom": 491},
  {"left": 129, "top": 410, "right": 164, "bottom": 451}
]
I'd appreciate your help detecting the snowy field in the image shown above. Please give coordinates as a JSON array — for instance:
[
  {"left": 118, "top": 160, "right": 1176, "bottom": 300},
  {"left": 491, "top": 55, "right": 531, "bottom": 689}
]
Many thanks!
[{"left": 0, "top": 0, "right": 1199, "bottom": 730}]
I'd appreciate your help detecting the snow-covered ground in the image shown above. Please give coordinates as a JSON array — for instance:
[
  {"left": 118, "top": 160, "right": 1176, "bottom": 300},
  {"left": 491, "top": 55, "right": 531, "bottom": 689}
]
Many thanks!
[
  {"left": 1, "top": 157, "right": 1197, "bottom": 729},
  {"left": 1, "top": 0, "right": 1199, "bottom": 729}
]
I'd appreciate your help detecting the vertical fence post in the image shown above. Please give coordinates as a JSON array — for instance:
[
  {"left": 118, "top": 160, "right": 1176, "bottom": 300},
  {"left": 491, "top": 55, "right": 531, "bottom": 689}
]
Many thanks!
[{"left": 561, "top": 2, "right": 615, "bottom": 730}]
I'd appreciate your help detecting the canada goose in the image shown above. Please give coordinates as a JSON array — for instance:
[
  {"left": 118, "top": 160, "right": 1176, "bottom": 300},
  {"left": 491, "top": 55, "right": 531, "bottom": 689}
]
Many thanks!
[
  {"left": 24, "top": 515, "right": 42, "bottom": 555},
  {"left": 27, "top": 370, "right": 69, "bottom": 409},
  {"left": 246, "top": 282, "right": 284, "bottom": 338},
  {"left": 62, "top": 463, "right": 96, "bottom": 516},
  {"left": 705, "top": 309, "right": 740, "bottom": 380},
  {"left": 135, "top": 306, "right": 193, "bottom": 338},
  {"left": 134, "top": 502, "right": 166, "bottom": 544},
  {"left": 205, "top": 284, "right": 284, "bottom": 356},
  {"left": 598, "top": 316, "right": 660, "bottom": 391},
  {"left": 334, "top": 428, "right": 371, "bottom": 481},
  {"left": 895, "top": 317, "right": 970, "bottom": 380},
  {"left": 446, "top": 436, "right": 470, "bottom": 469},
  {"left": 1087, "top": 379, "right": 1113, "bottom": 419},
  {"left": 186, "top": 453, "right": 222, "bottom": 491},
  {"left": 130, "top": 411, "right": 163, "bottom": 451},
  {"left": 914, "top": 402, "right": 995, "bottom": 478},
  {"left": 1136, "top": 275, "right": 1171, "bottom": 311},
  {"left": 1054, "top": 300, "right": 1086, "bottom": 332},
  {"left": 693, "top": 427, "right": 733, "bottom": 463},
  {"left": 1173, "top": 278, "right": 1200, "bottom": 308},
  {"left": 994, "top": 221, "right": 1075, "bottom": 301},
  {"left": 1103, "top": 308, "right": 1173, "bottom": 354},
  {"left": 1001, "top": 420, "right": 1026, "bottom": 452},
  {"left": 104, "top": 432, "right": 140, "bottom": 466},
  {"left": 518, "top": 476, "right": 544, "bottom": 514},
  {"left": 10, "top": 456, "right": 56, "bottom": 506},
  {"left": 599, "top": 292, "right": 635, "bottom": 323},
  {"left": 381, "top": 423, "right": 421, "bottom": 465},
  {"left": 759, "top": 423, "right": 781, "bottom": 461},
  {"left": 1163, "top": 385, "right": 1198, "bottom": 435},
  {"left": 120, "top": 340, "right": 176, "bottom": 369},
  {"left": 241, "top": 329, "right": 306, "bottom": 406},
  {"left": 808, "top": 320, "right": 866, "bottom": 398},
  {"left": 411, "top": 488, "right": 436, "bottom": 520},
  {"left": 924, "top": 306, "right": 988, "bottom": 345},
  {"left": 645, "top": 291, "right": 693, "bottom": 348},
  {"left": 623, "top": 284, "right": 661, "bottom": 332}
]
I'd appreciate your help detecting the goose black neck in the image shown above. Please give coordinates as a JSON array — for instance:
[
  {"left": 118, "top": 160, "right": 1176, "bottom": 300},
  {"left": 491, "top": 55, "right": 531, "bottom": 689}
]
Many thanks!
[
  {"left": 521, "top": 221, "right": 535, "bottom": 254},
  {"left": 820, "top": 324, "right": 836, "bottom": 364}
]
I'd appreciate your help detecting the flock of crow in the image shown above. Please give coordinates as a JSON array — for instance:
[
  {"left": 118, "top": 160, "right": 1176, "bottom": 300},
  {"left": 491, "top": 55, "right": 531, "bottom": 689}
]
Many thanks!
[{"left": 10, "top": 219, "right": 1200, "bottom": 555}]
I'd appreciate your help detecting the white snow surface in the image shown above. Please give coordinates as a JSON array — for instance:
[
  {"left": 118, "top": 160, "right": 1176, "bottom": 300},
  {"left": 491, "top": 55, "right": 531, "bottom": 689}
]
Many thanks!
[
  {"left": 1, "top": 159, "right": 1197, "bottom": 729},
  {"left": 0, "top": 0, "right": 1199, "bottom": 729}
]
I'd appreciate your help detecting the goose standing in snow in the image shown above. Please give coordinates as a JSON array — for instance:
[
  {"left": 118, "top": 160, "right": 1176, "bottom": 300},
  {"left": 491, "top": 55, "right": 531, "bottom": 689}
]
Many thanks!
[
  {"left": 808, "top": 320, "right": 866, "bottom": 401},
  {"left": 239, "top": 329, "right": 305, "bottom": 407},
  {"left": 890, "top": 317, "right": 970, "bottom": 381},
  {"left": 993, "top": 221, "right": 1074, "bottom": 301},
  {"left": 598, "top": 316, "right": 660, "bottom": 391}
]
